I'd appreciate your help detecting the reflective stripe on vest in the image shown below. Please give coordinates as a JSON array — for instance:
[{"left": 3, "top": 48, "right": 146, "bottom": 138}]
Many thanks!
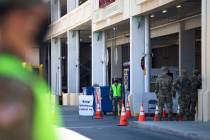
[
  {"left": 0, "top": 54, "right": 59, "bottom": 140},
  {"left": 112, "top": 84, "right": 122, "bottom": 97}
]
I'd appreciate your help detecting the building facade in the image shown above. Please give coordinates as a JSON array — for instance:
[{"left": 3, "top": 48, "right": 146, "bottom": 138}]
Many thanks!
[{"left": 46, "top": 0, "right": 210, "bottom": 122}]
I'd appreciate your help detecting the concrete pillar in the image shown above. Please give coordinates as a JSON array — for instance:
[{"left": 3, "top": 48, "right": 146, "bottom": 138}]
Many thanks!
[
  {"left": 144, "top": 16, "right": 151, "bottom": 92},
  {"left": 92, "top": 31, "right": 106, "bottom": 86},
  {"left": 67, "top": 0, "right": 79, "bottom": 13},
  {"left": 51, "top": 38, "right": 62, "bottom": 96},
  {"left": 198, "top": 0, "right": 210, "bottom": 122},
  {"left": 67, "top": 31, "right": 80, "bottom": 93},
  {"left": 47, "top": 44, "right": 51, "bottom": 87},
  {"left": 179, "top": 23, "right": 196, "bottom": 75},
  {"left": 51, "top": 0, "right": 61, "bottom": 22},
  {"left": 130, "top": 16, "right": 145, "bottom": 115}
]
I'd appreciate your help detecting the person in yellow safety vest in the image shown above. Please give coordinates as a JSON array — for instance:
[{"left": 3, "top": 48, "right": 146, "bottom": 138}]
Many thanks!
[
  {"left": 0, "top": 1, "right": 61, "bottom": 140},
  {"left": 110, "top": 78, "right": 125, "bottom": 118}
]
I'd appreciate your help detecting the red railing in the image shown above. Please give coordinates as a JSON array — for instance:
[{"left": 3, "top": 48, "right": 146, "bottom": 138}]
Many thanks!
[{"left": 99, "top": 0, "right": 116, "bottom": 8}]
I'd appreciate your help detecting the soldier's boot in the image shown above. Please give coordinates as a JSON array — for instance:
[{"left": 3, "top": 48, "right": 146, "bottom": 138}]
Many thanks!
[
  {"left": 168, "top": 112, "right": 173, "bottom": 121},
  {"left": 113, "top": 111, "right": 117, "bottom": 118},
  {"left": 158, "top": 113, "right": 162, "bottom": 121},
  {"left": 183, "top": 115, "right": 189, "bottom": 121}
]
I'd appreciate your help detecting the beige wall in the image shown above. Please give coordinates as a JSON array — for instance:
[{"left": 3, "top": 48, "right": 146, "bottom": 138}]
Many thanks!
[
  {"left": 131, "top": 0, "right": 176, "bottom": 16},
  {"left": 92, "top": 0, "right": 130, "bottom": 31},
  {"left": 47, "top": 0, "right": 178, "bottom": 39},
  {"left": 46, "top": 0, "right": 91, "bottom": 40}
]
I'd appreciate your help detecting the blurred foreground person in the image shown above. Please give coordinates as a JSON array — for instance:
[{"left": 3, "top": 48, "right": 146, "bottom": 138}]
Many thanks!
[{"left": 0, "top": 1, "right": 59, "bottom": 140}]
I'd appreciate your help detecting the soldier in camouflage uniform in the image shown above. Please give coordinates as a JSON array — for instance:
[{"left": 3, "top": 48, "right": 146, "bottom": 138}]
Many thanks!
[
  {"left": 155, "top": 67, "right": 173, "bottom": 120},
  {"left": 173, "top": 69, "right": 192, "bottom": 120},
  {"left": 190, "top": 70, "right": 201, "bottom": 120}
]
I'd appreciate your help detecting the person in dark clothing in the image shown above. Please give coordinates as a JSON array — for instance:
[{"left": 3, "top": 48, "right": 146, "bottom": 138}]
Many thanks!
[
  {"left": 110, "top": 78, "right": 125, "bottom": 117},
  {"left": 167, "top": 69, "right": 174, "bottom": 80}
]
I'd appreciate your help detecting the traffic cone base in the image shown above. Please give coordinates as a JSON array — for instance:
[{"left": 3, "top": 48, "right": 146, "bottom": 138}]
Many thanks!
[
  {"left": 118, "top": 104, "right": 128, "bottom": 126},
  {"left": 126, "top": 102, "right": 132, "bottom": 118},
  {"left": 95, "top": 112, "right": 103, "bottom": 119},
  {"left": 138, "top": 104, "right": 146, "bottom": 122},
  {"left": 95, "top": 104, "right": 103, "bottom": 119},
  {"left": 153, "top": 105, "right": 159, "bottom": 121},
  {"left": 162, "top": 107, "right": 167, "bottom": 119}
]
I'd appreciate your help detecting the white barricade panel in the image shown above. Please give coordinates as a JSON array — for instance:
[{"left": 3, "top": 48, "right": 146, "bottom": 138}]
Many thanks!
[{"left": 79, "top": 95, "right": 94, "bottom": 116}]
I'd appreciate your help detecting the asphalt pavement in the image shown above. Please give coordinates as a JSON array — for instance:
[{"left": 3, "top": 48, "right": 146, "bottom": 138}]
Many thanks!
[{"left": 61, "top": 106, "right": 193, "bottom": 140}]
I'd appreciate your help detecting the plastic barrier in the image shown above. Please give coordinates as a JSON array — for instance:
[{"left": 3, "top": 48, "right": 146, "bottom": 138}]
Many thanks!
[{"left": 82, "top": 86, "right": 113, "bottom": 114}]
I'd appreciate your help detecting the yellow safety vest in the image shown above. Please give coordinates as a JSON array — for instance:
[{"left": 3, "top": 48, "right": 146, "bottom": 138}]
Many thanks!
[{"left": 112, "top": 83, "right": 122, "bottom": 97}]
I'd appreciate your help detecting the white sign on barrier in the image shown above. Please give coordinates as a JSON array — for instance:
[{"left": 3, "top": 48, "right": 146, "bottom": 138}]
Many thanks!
[{"left": 79, "top": 95, "right": 94, "bottom": 116}]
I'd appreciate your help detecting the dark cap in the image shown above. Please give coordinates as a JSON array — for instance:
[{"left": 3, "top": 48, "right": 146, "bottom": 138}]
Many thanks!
[{"left": 161, "top": 66, "right": 168, "bottom": 74}]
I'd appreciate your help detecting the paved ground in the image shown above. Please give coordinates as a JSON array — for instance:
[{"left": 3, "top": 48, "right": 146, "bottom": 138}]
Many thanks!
[
  {"left": 132, "top": 121, "right": 210, "bottom": 140},
  {"left": 61, "top": 106, "right": 193, "bottom": 140}
]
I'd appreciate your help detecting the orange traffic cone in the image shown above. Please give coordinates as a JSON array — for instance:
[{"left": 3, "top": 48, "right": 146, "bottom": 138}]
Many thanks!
[
  {"left": 138, "top": 104, "right": 146, "bottom": 122},
  {"left": 118, "top": 104, "right": 128, "bottom": 126},
  {"left": 162, "top": 106, "right": 167, "bottom": 119},
  {"left": 176, "top": 105, "right": 183, "bottom": 121},
  {"left": 95, "top": 103, "right": 103, "bottom": 119},
  {"left": 126, "top": 102, "right": 132, "bottom": 118},
  {"left": 153, "top": 105, "right": 159, "bottom": 121}
]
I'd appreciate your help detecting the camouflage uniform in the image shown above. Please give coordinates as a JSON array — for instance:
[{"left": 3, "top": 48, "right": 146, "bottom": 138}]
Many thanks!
[
  {"left": 190, "top": 70, "right": 201, "bottom": 119},
  {"left": 155, "top": 67, "right": 173, "bottom": 120},
  {"left": 173, "top": 70, "right": 192, "bottom": 120}
]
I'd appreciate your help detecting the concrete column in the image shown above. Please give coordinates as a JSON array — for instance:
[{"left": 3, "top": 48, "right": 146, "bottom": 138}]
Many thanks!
[
  {"left": 51, "top": 38, "right": 62, "bottom": 96},
  {"left": 92, "top": 31, "right": 106, "bottom": 86},
  {"left": 179, "top": 23, "right": 196, "bottom": 75},
  {"left": 198, "top": 0, "right": 210, "bottom": 122},
  {"left": 67, "top": 0, "right": 79, "bottom": 13},
  {"left": 178, "top": 23, "right": 183, "bottom": 76},
  {"left": 51, "top": 0, "right": 61, "bottom": 22},
  {"left": 144, "top": 16, "right": 151, "bottom": 92},
  {"left": 67, "top": 31, "right": 80, "bottom": 93},
  {"left": 47, "top": 44, "right": 51, "bottom": 87},
  {"left": 130, "top": 16, "right": 145, "bottom": 115}
]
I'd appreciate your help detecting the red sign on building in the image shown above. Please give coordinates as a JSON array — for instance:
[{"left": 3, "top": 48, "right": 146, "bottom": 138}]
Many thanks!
[{"left": 99, "top": 0, "right": 116, "bottom": 8}]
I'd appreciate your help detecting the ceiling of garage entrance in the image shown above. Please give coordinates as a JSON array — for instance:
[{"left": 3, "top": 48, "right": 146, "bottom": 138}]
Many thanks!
[{"left": 150, "top": 0, "right": 201, "bottom": 28}]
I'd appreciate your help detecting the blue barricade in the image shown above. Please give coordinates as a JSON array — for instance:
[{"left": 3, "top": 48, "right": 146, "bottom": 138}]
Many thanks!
[{"left": 82, "top": 86, "right": 113, "bottom": 114}]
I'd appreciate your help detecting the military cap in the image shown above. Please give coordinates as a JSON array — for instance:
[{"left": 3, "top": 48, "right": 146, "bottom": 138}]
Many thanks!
[
  {"left": 181, "top": 69, "right": 188, "bottom": 75},
  {"left": 193, "top": 69, "right": 200, "bottom": 75},
  {"left": 161, "top": 66, "right": 169, "bottom": 74}
]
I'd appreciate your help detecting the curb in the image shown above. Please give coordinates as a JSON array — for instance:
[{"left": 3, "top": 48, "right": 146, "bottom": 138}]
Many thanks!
[{"left": 130, "top": 121, "right": 209, "bottom": 140}]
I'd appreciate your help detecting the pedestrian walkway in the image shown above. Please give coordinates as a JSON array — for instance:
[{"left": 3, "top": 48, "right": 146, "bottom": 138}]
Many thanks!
[
  {"left": 57, "top": 127, "right": 91, "bottom": 140},
  {"left": 131, "top": 121, "right": 210, "bottom": 140}
]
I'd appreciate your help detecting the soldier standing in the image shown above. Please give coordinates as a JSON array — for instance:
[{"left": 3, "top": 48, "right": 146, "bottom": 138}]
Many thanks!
[
  {"left": 173, "top": 69, "right": 192, "bottom": 120},
  {"left": 155, "top": 67, "right": 173, "bottom": 120},
  {"left": 190, "top": 70, "right": 201, "bottom": 120}
]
